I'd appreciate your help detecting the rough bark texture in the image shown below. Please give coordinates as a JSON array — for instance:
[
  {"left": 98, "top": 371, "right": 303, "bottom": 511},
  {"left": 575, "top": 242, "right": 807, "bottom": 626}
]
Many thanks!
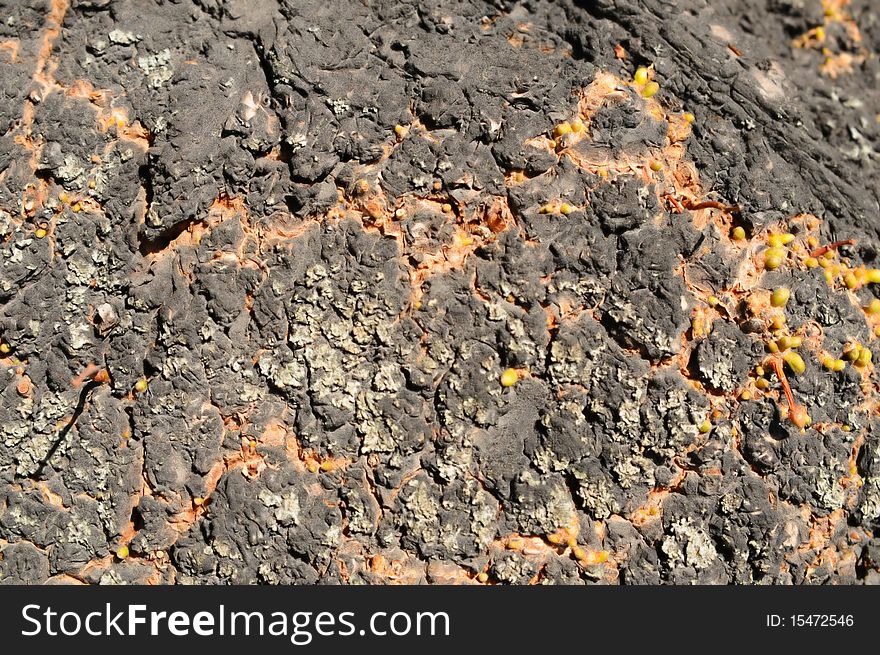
[{"left": 1, "top": 0, "right": 879, "bottom": 585}]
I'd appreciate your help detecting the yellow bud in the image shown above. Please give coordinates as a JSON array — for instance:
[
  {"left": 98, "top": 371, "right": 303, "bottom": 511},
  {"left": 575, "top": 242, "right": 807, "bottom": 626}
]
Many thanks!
[
  {"left": 867, "top": 269, "right": 880, "bottom": 284},
  {"left": 641, "top": 81, "right": 660, "bottom": 98},
  {"left": 134, "top": 378, "right": 149, "bottom": 393},
  {"left": 765, "top": 255, "right": 783, "bottom": 270},
  {"left": 731, "top": 226, "right": 746, "bottom": 241},
  {"left": 35, "top": 228, "right": 47, "bottom": 239},
  {"left": 698, "top": 420, "right": 712, "bottom": 433},
  {"left": 804, "top": 257, "right": 819, "bottom": 268},
  {"left": 116, "top": 546, "right": 129, "bottom": 559},
  {"left": 500, "top": 368, "right": 519, "bottom": 387},
  {"left": 783, "top": 351, "right": 806, "bottom": 374},
  {"left": 634, "top": 67, "right": 650, "bottom": 85},
  {"left": 559, "top": 203, "right": 575, "bottom": 215},
  {"left": 683, "top": 112, "right": 695, "bottom": 123},
  {"left": 770, "top": 287, "right": 790, "bottom": 307},
  {"left": 589, "top": 550, "right": 610, "bottom": 565},
  {"left": 553, "top": 122, "right": 572, "bottom": 138},
  {"left": 866, "top": 299, "right": 880, "bottom": 315},
  {"left": 765, "top": 247, "right": 785, "bottom": 270}
]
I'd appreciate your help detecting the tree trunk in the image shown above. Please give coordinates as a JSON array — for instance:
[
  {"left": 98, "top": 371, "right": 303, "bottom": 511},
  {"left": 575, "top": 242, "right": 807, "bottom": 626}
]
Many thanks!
[{"left": 0, "top": 0, "right": 878, "bottom": 584}]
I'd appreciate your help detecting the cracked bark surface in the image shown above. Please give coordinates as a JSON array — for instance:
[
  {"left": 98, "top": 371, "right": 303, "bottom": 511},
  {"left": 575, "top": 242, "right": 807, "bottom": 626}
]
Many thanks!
[{"left": 1, "top": 0, "right": 880, "bottom": 584}]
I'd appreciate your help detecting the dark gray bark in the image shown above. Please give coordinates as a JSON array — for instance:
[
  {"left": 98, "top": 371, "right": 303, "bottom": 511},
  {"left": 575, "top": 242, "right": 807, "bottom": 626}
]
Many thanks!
[{"left": 1, "top": 0, "right": 879, "bottom": 584}]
